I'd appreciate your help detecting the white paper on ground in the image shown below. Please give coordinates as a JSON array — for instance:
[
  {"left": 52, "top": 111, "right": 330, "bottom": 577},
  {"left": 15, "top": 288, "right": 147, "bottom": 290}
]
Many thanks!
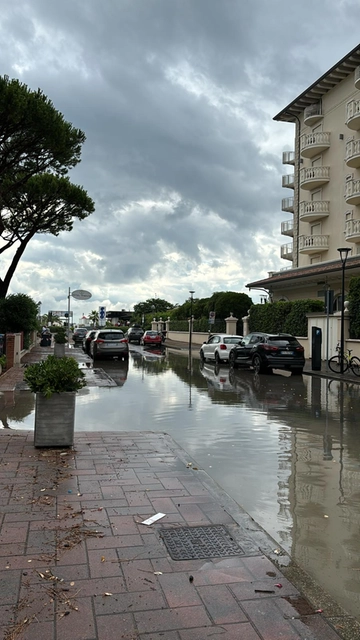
[{"left": 140, "top": 513, "right": 166, "bottom": 526}]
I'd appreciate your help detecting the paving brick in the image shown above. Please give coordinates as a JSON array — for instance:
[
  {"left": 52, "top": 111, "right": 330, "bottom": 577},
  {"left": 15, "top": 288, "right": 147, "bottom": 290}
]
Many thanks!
[
  {"left": 193, "top": 557, "right": 254, "bottom": 586},
  {"left": 0, "top": 569, "right": 21, "bottom": 606},
  {"left": 109, "top": 515, "right": 141, "bottom": 536},
  {"left": 56, "top": 596, "right": 95, "bottom": 640},
  {"left": 87, "top": 548, "right": 124, "bottom": 578},
  {"left": 135, "top": 605, "right": 212, "bottom": 633},
  {"left": 241, "top": 598, "right": 304, "bottom": 639},
  {"left": 122, "top": 559, "right": 159, "bottom": 592},
  {"left": 0, "top": 523, "right": 28, "bottom": 544},
  {"left": 96, "top": 612, "right": 136, "bottom": 640},
  {"left": 179, "top": 622, "right": 262, "bottom": 639},
  {"left": 94, "top": 588, "right": 166, "bottom": 615},
  {"left": 158, "top": 572, "right": 203, "bottom": 607},
  {"left": 197, "top": 584, "right": 248, "bottom": 624}
]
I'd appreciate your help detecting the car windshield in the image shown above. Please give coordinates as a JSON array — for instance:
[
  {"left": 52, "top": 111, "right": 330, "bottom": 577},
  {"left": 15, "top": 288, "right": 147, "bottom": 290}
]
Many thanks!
[
  {"left": 98, "top": 332, "right": 124, "bottom": 341},
  {"left": 224, "top": 337, "right": 242, "bottom": 344}
]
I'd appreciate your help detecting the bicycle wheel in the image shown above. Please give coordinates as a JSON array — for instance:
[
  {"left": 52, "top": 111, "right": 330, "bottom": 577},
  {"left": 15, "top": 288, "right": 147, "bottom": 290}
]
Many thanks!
[
  {"left": 350, "top": 356, "right": 360, "bottom": 376},
  {"left": 328, "top": 355, "right": 349, "bottom": 373}
]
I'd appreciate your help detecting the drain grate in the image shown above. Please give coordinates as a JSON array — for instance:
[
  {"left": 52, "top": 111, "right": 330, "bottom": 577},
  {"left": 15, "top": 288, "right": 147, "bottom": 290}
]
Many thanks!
[{"left": 159, "top": 525, "right": 244, "bottom": 560}]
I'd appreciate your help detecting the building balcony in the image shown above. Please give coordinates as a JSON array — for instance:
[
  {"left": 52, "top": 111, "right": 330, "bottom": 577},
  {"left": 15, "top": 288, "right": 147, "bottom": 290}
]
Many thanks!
[
  {"left": 304, "top": 103, "right": 323, "bottom": 126},
  {"left": 299, "top": 234, "right": 329, "bottom": 254},
  {"left": 299, "top": 200, "right": 330, "bottom": 223},
  {"left": 281, "top": 197, "right": 294, "bottom": 213},
  {"left": 355, "top": 66, "right": 360, "bottom": 90},
  {"left": 300, "top": 166, "right": 330, "bottom": 190},
  {"left": 345, "top": 179, "right": 360, "bottom": 205},
  {"left": 282, "top": 174, "right": 295, "bottom": 189},
  {"left": 281, "top": 220, "right": 294, "bottom": 237},
  {"left": 345, "top": 139, "right": 360, "bottom": 168},
  {"left": 281, "top": 242, "right": 293, "bottom": 261},
  {"left": 346, "top": 99, "right": 360, "bottom": 131},
  {"left": 345, "top": 218, "right": 360, "bottom": 242},
  {"left": 300, "top": 132, "right": 330, "bottom": 158},
  {"left": 282, "top": 151, "right": 295, "bottom": 165}
]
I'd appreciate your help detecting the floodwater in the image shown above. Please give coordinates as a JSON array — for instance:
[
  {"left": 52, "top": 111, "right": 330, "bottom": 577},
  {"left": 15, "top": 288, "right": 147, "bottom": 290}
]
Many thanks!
[{"left": 1, "top": 346, "right": 360, "bottom": 620}]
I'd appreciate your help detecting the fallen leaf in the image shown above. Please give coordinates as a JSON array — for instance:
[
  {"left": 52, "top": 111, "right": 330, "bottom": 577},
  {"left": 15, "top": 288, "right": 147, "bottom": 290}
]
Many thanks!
[
  {"left": 101, "top": 556, "right": 106, "bottom": 563},
  {"left": 154, "top": 571, "right": 163, "bottom": 576},
  {"left": 103, "top": 592, "right": 113, "bottom": 596}
]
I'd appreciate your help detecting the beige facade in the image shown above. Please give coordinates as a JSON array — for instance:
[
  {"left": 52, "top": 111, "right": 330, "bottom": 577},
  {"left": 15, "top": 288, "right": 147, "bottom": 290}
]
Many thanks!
[{"left": 248, "top": 44, "right": 360, "bottom": 306}]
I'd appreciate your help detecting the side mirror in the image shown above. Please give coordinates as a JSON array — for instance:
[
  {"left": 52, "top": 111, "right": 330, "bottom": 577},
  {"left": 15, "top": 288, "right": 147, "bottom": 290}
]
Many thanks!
[{"left": 203, "top": 341, "right": 206, "bottom": 344}]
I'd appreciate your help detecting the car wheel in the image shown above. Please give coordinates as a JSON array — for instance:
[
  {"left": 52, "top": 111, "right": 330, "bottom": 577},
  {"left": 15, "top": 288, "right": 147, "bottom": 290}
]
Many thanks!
[
  {"left": 215, "top": 352, "right": 220, "bottom": 365},
  {"left": 252, "top": 354, "right": 265, "bottom": 374},
  {"left": 199, "top": 349, "right": 205, "bottom": 362},
  {"left": 229, "top": 351, "right": 237, "bottom": 368}
]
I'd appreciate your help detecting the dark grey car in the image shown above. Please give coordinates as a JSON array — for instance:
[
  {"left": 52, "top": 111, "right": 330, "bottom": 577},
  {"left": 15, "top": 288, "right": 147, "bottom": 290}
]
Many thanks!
[
  {"left": 229, "top": 332, "right": 305, "bottom": 375},
  {"left": 90, "top": 329, "right": 129, "bottom": 361},
  {"left": 126, "top": 326, "right": 144, "bottom": 344}
]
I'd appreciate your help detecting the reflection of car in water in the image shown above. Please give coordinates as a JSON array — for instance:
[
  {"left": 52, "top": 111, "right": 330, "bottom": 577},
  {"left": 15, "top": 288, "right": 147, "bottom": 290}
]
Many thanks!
[
  {"left": 199, "top": 362, "right": 234, "bottom": 392},
  {"left": 100, "top": 359, "right": 129, "bottom": 387},
  {"left": 229, "top": 368, "right": 307, "bottom": 412}
]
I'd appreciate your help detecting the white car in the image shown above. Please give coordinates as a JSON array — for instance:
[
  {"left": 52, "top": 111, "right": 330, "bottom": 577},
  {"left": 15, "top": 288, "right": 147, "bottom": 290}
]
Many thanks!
[{"left": 199, "top": 334, "right": 243, "bottom": 364}]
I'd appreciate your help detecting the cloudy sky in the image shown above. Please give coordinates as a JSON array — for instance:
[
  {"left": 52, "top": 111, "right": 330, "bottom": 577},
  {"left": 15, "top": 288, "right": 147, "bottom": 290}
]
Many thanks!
[{"left": 1, "top": 0, "right": 360, "bottom": 321}]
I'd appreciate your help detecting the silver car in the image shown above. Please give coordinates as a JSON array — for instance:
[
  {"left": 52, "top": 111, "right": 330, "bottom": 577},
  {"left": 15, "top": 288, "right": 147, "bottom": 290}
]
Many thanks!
[
  {"left": 200, "top": 334, "right": 243, "bottom": 364},
  {"left": 90, "top": 329, "right": 129, "bottom": 361}
]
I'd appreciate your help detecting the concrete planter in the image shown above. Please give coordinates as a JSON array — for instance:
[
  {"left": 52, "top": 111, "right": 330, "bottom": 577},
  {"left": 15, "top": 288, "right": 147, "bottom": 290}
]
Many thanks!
[
  {"left": 54, "top": 343, "right": 66, "bottom": 358},
  {"left": 34, "top": 392, "right": 76, "bottom": 448}
]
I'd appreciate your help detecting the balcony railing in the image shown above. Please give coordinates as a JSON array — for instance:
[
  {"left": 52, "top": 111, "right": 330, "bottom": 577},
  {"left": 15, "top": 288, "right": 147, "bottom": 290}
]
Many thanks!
[
  {"left": 345, "top": 179, "right": 360, "bottom": 205},
  {"left": 345, "top": 139, "right": 360, "bottom": 168},
  {"left": 300, "top": 132, "right": 330, "bottom": 158},
  {"left": 281, "top": 242, "right": 293, "bottom": 261},
  {"left": 281, "top": 197, "right": 294, "bottom": 212},
  {"left": 282, "top": 151, "right": 295, "bottom": 165},
  {"left": 299, "top": 200, "right": 329, "bottom": 223},
  {"left": 304, "top": 103, "right": 323, "bottom": 126},
  {"left": 300, "top": 166, "right": 330, "bottom": 190},
  {"left": 345, "top": 218, "right": 360, "bottom": 242},
  {"left": 299, "top": 234, "right": 329, "bottom": 254},
  {"left": 281, "top": 220, "right": 294, "bottom": 237},
  {"left": 355, "top": 66, "right": 360, "bottom": 90},
  {"left": 282, "top": 174, "right": 295, "bottom": 189},
  {"left": 346, "top": 99, "right": 360, "bottom": 131}
]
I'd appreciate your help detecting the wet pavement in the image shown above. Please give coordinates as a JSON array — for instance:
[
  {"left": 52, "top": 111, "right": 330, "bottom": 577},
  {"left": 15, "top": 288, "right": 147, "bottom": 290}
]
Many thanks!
[
  {"left": 1, "top": 430, "right": 358, "bottom": 640},
  {"left": 0, "top": 342, "right": 360, "bottom": 638}
]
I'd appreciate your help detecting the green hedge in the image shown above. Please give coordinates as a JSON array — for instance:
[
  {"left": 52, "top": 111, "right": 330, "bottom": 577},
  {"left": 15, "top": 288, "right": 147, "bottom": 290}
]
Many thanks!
[
  {"left": 248, "top": 299, "right": 324, "bottom": 337},
  {"left": 348, "top": 277, "right": 360, "bottom": 338}
]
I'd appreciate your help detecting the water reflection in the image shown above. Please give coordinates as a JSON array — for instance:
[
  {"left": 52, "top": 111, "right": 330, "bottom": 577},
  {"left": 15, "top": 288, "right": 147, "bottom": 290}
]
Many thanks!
[{"left": 1, "top": 351, "right": 360, "bottom": 618}]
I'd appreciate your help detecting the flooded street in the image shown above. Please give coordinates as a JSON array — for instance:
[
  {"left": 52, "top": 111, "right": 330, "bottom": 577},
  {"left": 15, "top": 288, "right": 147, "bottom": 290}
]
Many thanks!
[{"left": 1, "top": 346, "right": 360, "bottom": 620}]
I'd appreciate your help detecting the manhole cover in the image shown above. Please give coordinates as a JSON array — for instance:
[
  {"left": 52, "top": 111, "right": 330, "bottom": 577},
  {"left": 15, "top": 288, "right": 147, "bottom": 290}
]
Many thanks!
[{"left": 159, "top": 525, "right": 244, "bottom": 560}]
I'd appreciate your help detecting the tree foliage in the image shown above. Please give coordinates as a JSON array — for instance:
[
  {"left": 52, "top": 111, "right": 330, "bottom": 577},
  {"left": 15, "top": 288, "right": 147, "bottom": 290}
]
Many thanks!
[
  {"left": 0, "top": 293, "right": 39, "bottom": 333},
  {"left": 168, "top": 291, "right": 253, "bottom": 323},
  {"left": 133, "top": 298, "right": 174, "bottom": 316},
  {"left": 0, "top": 76, "right": 94, "bottom": 297},
  {"left": 0, "top": 76, "right": 85, "bottom": 193}
]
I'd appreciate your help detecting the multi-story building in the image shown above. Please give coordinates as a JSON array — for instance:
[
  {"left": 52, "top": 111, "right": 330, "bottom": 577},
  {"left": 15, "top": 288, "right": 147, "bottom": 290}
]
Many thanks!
[{"left": 247, "top": 44, "right": 360, "bottom": 309}]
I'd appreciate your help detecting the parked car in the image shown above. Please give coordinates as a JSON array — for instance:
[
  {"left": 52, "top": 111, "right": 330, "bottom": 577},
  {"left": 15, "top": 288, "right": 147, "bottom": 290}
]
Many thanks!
[
  {"left": 229, "top": 332, "right": 305, "bottom": 375},
  {"left": 72, "top": 327, "right": 88, "bottom": 345},
  {"left": 126, "top": 326, "right": 144, "bottom": 344},
  {"left": 199, "top": 334, "right": 243, "bottom": 364},
  {"left": 82, "top": 329, "right": 97, "bottom": 354},
  {"left": 141, "top": 330, "right": 163, "bottom": 346},
  {"left": 90, "top": 329, "right": 129, "bottom": 361}
]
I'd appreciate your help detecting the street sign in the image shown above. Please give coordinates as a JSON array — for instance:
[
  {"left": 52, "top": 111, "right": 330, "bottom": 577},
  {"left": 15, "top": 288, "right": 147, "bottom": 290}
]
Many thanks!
[
  {"left": 49, "top": 310, "right": 73, "bottom": 317},
  {"left": 99, "top": 306, "right": 106, "bottom": 326},
  {"left": 209, "top": 311, "right": 216, "bottom": 325},
  {"left": 72, "top": 289, "right": 92, "bottom": 300}
]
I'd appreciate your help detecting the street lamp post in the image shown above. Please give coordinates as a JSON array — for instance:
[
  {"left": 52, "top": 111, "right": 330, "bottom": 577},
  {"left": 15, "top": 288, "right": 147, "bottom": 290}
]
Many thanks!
[
  {"left": 188, "top": 290, "right": 195, "bottom": 364},
  {"left": 337, "top": 247, "right": 351, "bottom": 374}
]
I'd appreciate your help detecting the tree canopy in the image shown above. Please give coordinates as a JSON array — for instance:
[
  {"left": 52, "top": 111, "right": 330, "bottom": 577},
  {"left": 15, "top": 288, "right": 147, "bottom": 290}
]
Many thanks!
[
  {"left": 0, "top": 293, "right": 39, "bottom": 333},
  {"left": 133, "top": 298, "right": 174, "bottom": 316},
  {"left": 0, "top": 75, "right": 94, "bottom": 297}
]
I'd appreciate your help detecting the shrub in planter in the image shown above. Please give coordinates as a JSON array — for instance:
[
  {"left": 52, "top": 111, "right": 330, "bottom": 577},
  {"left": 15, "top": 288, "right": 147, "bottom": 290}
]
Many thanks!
[
  {"left": 24, "top": 355, "right": 86, "bottom": 447},
  {"left": 53, "top": 326, "right": 68, "bottom": 357}
]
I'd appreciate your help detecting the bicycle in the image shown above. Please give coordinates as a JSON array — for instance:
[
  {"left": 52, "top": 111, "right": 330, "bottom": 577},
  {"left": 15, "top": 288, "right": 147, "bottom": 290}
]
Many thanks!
[{"left": 328, "top": 343, "right": 360, "bottom": 376}]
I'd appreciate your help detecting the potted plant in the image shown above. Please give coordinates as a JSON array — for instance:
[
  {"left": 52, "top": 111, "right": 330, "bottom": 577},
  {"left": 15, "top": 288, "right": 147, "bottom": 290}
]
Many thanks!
[
  {"left": 24, "top": 355, "right": 86, "bottom": 447},
  {"left": 53, "top": 326, "right": 68, "bottom": 357}
]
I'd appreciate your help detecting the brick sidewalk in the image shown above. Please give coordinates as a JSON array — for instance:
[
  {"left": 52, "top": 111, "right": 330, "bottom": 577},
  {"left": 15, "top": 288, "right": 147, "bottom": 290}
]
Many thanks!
[{"left": 0, "top": 430, "right": 358, "bottom": 640}]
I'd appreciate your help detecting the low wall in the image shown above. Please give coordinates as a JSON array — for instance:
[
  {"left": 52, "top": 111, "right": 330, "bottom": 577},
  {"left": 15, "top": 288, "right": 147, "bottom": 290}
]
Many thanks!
[{"left": 167, "top": 331, "right": 209, "bottom": 346}]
